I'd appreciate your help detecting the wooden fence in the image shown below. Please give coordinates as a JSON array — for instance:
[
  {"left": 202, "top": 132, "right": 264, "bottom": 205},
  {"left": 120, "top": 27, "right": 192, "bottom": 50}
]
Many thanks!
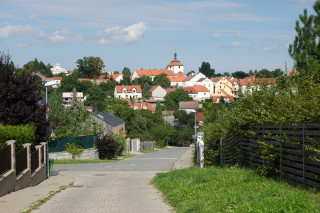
[
  {"left": 16, "top": 147, "right": 27, "bottom": 176},
  {"left": 31, "top": 149, "right": 39, "bottom": 173},
  {"left": 220, "top": 123, "right": 320, "bottom": 188},
  {"left": 0, "top": 145, "right": 11, "bottom": 176}
]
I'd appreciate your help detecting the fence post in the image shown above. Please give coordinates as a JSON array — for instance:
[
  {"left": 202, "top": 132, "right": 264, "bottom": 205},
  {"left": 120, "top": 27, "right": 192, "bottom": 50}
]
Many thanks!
[
  {"left": 40, "top": 142, "right": 47, "bottom": 166},
  {"left": 35, "top": 145, "right": 42, "bottom": 170},
  {"left": 6, "top": 140, "right": 16, "bottom": 173},
  {"left": 302, "top": 123, "right": 305, "bottom": 185},
  {"left": 262, "top": 125, "right": 265, "bottom": 166},
  {"left": 23, "top": 143, "right": 32, "bottom": 170},
  {"left": 220, "top": 138, "right": 223, "bottom": 166},
  {"left": 279, "top": 125, "right": 282, "bottom": 178}
]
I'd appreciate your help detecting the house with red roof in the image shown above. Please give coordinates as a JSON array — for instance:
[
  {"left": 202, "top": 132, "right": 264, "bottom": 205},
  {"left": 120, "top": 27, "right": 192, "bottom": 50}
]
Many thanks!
[
  {"left": 132, "top": 102, "right": 155, "bottom": 112},
  {"left": 114, "top": 85, "right": 142, "bottom": 99},
  {"left": 166, "top": 51, "right": 184, "bottom": 74},
  {"left": 183, "top": 85, "right": 210, "bottom": 101},
  {"left": 99, "top": 74, "right": 123, "bottom": 83},
  {"left": 238, "top": 76, "right": 276, "bottom": 94},
  {"left": 148, "top": 85, "right": 167, "bottom": 100},
  {"left": 131, "top": 69, "right": 175, "bottom": 81},
  {"left": 31, "top": 72, "right": 46, "bottom": 80},
  {"left": 212, "top": 77, "right": 238, "bottom": 103},
  {"left": 168, "top": 75, "right": 188, "bottom": 87},
  {"left": 43, "top": 77, "right": 62, "bottom": 88}
]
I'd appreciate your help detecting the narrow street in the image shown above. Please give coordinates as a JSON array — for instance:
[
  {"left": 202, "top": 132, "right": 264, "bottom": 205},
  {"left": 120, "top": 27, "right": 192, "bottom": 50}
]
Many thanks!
[{"left": 33, "top": 147, "right": 189, "bottom": 213}]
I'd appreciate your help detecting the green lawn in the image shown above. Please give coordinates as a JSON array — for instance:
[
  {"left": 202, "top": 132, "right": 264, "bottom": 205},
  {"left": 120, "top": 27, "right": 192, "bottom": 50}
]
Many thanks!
[
  {"left": 152, "top": 166, "right": 320, "bottom": 213},
  {"left": 53, "top": 154, "right": 136, "bottom": 164}
]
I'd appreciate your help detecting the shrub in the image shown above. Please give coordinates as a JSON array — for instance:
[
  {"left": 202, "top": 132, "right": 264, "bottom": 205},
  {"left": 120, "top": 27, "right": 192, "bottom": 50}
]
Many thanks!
[
  {"left": 97, "top": 134, "right": 119, "bottom": 160},
  {"left": 64, "top": 139, "right": 84, "bottom": 159},
  {"left": 113, "top": 134, "right": 126, "bottom": 155},
  {"left": 0, "top": 123, "right": 36, "bottom": 150}
]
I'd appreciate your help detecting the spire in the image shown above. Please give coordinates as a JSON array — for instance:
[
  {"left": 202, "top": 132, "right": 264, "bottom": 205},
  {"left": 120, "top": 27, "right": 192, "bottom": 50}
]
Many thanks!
[{"left": 174, "top": 49, "right": 177, "bottom": 60}]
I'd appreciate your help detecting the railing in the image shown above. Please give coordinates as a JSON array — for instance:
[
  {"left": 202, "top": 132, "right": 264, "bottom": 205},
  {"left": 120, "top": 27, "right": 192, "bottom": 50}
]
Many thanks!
[
  {"left": 16, "top": 147, "right": 28, "bottom": 176},
  {"left": 31, "top": 149, "right": 39, "bottom": 173},
  {"left": 0, "top": 145, "right": 11, "bottom": 176},
  {"left": 220, "top": 123, "right": 320, "bottom": 188}
]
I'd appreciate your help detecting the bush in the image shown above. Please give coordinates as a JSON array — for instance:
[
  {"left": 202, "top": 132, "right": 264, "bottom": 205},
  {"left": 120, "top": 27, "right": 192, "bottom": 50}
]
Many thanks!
[
  {"left": 113, "top": 134, "right": 126, "bottom": 155},
  {"left": 64, "top": 139, "right": 84, "bottom": 159},
  {"left": 0, "top": 123, "right": 36, "bottom": 150},
  {"left": 97, "top": 134, "right": 119, "bottom": 159}
]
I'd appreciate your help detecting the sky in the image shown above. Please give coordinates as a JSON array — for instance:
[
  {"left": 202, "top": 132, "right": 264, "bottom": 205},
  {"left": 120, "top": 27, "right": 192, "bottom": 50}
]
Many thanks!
[{"left": 0, "top": 0, "right": 316, "bottom": 74}]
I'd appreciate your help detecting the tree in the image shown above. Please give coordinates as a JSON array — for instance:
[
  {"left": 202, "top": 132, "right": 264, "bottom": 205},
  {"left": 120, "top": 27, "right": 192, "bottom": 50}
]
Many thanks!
[
  {"left": 0, "top": 53, "right": 49, "bottom": 144},
  {"left": 78, "top": 80, "right": 93, "bottom": 94},
  {"left": 256, "top": 69, "right": 272, "bottom": 78},
  {"left": 232, "top": 71, "right": 249, "bottom": 79},
  {"left": 199, "top": 61, "right": 215, "bottom": 78},
  {"left": 153, "top": 73, "right": 171, "bottom": 88},
  {"left": 121, "top": 67, "right": 131, "bottom": 85},
  {"left": 132, "top": 75, "right": 152, "bottom": 89},
  {"left": 143, "top": 82, "right": 151, "bottom": 91},
  {"left": 76, "top": 56, "right": 105, "bottom": 79},
  {"left": 59, "top": 74, "right": 80, "bottom": 92},
  {"left": 164, "top": 89, "right": 192, "bottom": 110},
  {"left": 288, "top": 1, "right": 320, "bottom": 81},
  {"left": 187, "top": 71, "right": 195, "bottom": 76},
  {"left": 223, "top": 72, "right": 231, "bottom": 77},
  {"left": 99, "top": 81, "right": 116, "bottom": 97},
  {"left": 85, "top": 86, "right": 107, "bottom": 112},
  {"left": 23, "top": 58, "right": 53, "bottom": 77}
]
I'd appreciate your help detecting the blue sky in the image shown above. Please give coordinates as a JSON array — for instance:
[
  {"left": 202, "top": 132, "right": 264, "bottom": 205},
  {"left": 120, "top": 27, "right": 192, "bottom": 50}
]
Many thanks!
[{"left": 0, "top": 0, "right": 316, "bottom": 74}]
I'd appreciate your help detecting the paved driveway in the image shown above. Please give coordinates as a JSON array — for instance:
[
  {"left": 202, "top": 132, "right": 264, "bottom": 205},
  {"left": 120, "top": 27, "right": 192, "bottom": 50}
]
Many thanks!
[{"left": 33, "top": 147, "right": 189, "bottom": 213}]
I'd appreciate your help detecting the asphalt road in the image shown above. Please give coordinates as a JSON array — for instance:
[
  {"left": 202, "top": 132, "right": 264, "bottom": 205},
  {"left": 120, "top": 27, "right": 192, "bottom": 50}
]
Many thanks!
[
  {"left": 53, "top": 147, "right": 189, "bottom": 172},
  {"left": 35, "top": 147, "right": 190, "bottom": 213}
]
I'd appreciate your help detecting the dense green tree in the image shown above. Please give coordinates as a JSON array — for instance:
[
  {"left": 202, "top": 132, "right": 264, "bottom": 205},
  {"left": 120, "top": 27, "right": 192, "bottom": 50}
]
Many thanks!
[
  {"left": 85, "top": 86, "right": 107, "bottom": 112},
  {"left": 76, "top": 56, "right": 105, "bottom": 79},
  {"left": 153, "top": 73, "right": 171, "bottom": 88},
  {"left": 59, "top": 74, "right": 80, "bottom": 92},
  {"left": 120, "top": 67, "right": 131, "bottom": 85},
  {"left": 223, "top": 72, "right": 231, "bottom": 77},
  {"left": 132, "top": 75, "right": 152, "bottom": 89},
  {"left": 0, "top": 53, "right": 49, "bottom": 144},
  {"left": 143, "top": 82, "right": 151, "bottom": 91},
  {"left": 187, "top": 70, "right": 195, "bottom": 76},
  {"left": 232, "top": 71, "right": 249, "bottom": 79},
  {"left": 99, "top": 81, "right": 116, "bottom": 97},
  {"left": 288, "top": 0, "right": 320, "bottom": 81},
  {"left": 164, "top": 89, "right": 192, "bottom": 110},
  {"left": 78, "top": 80, "right": 93, "bottom": 94},
  {"left": 199, "top": 61, "right": 215, "bottom": 78},
  {"left": 23, "top": 58, "right": 53, "bottom": 77}
]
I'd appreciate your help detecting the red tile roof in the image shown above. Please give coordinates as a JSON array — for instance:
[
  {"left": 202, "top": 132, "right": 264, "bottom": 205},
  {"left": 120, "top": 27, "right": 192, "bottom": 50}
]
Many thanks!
[
  {"left": 132, "top": 102, "right": 155, "bottom": 112},
  {"left": 165, "top": 88, "right": 176, "bottom": 94},
  {"left": 135, "top": 69, "right": 175, "bottom": 77},
  {"left": 288, "top": 70, "right": 298, "bottom": 77},
  {"left": 167, "top": 59, "right": 184, "bottom": 67},
  {"left": 148, "top": 85, "right": 160, "bottom": 93},
  {"left": 197, "top": 112, "right": 205, "bottom": 122},
  {"left": 78, "top": 78, "right": 92, "bottom": 82},
  {"left": 31, "top": 72, "right": 46, "bottom": 79},
  {"left": 193, "top": 85, "right": 209, "bottom": 92},
  {"left": 179, "top": 101, "right": 199, "bottom": 109},
  {"left": 44, "top": 77, "right": 62, "bottom": 81},
  {"left": 115, "top": 85, "right": 142, "bottom": 93},
  {"left": 168, "top": 75, "right": 188, "bottom": 82},
  {"left": 123, "top": 99, "right": 132, "bottom": 106}
]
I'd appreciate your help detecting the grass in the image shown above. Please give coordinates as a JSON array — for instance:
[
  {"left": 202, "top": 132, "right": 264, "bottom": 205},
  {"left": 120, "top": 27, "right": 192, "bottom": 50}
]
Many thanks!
[
  {"left": 152, "top": 166, "right": 320, "bottom": 213},
  {"left": 22, "top": 182, "right": 74, "bottom": 213},
  {"left": 140, "top": 149, "right": 159, "bottom": 154},
  {"left": 54, "top": 154, "right": 136, "bottom": 164}
]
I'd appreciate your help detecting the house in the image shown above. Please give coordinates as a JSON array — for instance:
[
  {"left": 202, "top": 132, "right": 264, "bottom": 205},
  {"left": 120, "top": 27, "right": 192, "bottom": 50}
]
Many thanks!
[
  {"left": 195, "top": 77, "right": 214, "bottom": 96},
  {"left": 183, "top": 85, "right": 210, "bottom": 101},
  {"left": 238, "top": 77, "right": 276, "bottom": 94},
  {"left": 114, "top": 85, "right": 142, "bottom": 99},
  {"left": 131, "top": 69, "right": 175, "bottom": 81},
  {"left": 78, "top": 78, "right": 109, "bottom": 85},
  {"left": 148, "top": 85, "right": 167, "bottom": 100},
  {"left": 99, "top": 74, "right": 123, "bottom": 83},
  {"left": 179, "top": 101, "right": 200, "bottom": 114},
  {"left": 166, "top": 51, "right": 184, "bottom": 74},
  {"left": 183, "top": 72, "right": 207, "bottom": 87},
  {"left": 132, "top": 102, "right": 155, "bottom": 112},
  {"left": 168, "top": 75, "right": 188, "bottom": 87},
  {"left": 50, "top": 63, "right": 68, "bottom": 75},
  {"left": 31, "top": 72, "right": 46, "bottom": 80},
  {"left": 95, "top": 113, "right": 125, "bottom": 135},
  {"left": 62, "top": 92, "right": 84, "bottom": 107},
  {"left": 212, "top": 77, "right": 238, "bottom": 103},
  {"left": 43, "top": 77, "right": 62, "bottom": 88}
]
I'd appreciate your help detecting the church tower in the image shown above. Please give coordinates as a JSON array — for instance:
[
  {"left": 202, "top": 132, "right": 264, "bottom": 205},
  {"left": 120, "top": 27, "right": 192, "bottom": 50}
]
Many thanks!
[{"left": 166, "top": 50, "right": 184, "bottom": 74}]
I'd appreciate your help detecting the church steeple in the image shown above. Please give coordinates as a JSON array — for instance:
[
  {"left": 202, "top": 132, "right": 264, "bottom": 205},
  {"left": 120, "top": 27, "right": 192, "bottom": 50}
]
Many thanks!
[{"left": 174, "top": 49, "right": 177, "bottom": 60}]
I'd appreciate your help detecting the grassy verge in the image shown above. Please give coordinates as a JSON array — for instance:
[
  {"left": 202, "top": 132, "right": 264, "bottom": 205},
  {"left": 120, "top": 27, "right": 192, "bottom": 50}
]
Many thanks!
[
  {"left": 140, "top": 149, "right": 159, "bottom": 154},
  {"left": 54, "top": 154, "right": 136, "bottom": 164},
  {"left": 152, "top": 166, "right": 320, "bottom": 213},
  {"left": 22, "top": 182, "right": 74, "bottom": 213}
]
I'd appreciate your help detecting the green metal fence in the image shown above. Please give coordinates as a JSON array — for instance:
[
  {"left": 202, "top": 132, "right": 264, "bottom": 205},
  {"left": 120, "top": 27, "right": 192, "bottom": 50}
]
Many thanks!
[{"left": 48, "top": 135, "right": 97, "bottom": 153}]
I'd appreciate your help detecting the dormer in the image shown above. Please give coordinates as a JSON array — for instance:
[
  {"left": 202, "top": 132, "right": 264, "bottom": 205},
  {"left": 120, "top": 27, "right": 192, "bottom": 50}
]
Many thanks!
[
  {"left": 122, "top": 88, "right": 127, "bottom": 94},
  {"left": 132, "top": 88, "right": 136, "bottom": 93}
]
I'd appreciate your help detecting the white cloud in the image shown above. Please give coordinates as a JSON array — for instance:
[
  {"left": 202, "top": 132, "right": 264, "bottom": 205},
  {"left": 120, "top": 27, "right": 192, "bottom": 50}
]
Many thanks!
[
  {"left": 262, "top": 44, "right": 278, "bottom": 51},
  {"left": 99, "top": 22, "right": 146, "bottom": 45},
  {"left": 47, "top": 29, "right": 82, "bottom": 43},
  {"left": 232, "top": 41, "right": 241, "bottom": 47},
  {"left": 219, "top": 41, "right": 241, "bottom": 48},
  {"left": 0, "top": 24, "right": 42, "bottom": 40},
  {"left": 212, "top": 33, "right": 221, "bottom": 38}
]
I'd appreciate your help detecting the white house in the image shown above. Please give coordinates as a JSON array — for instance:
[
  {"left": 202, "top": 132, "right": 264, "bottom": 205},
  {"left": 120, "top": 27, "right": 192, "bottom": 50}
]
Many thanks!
[
  {"left": 183, "top": 85, "right": 210, "bottom": 101},
  {"left": 131, "top": 69, "right": 175, "bottom": 81},
  {"left": 114, "top": 85, "right": 142, "bottom": 99},
  {"left": 183, "top": 72, "right": 207, "bottom": 87},
  {"left": 148, "top": 85, "right": 167, "bottom": 100},
  {"left": 195, "top": 77, "right": 214, "bottom": 96},
  {"left": 168, "top": 75, "right": 188, "bottom": 87},
  {"left": 51, "top": 63, "right": 68, "bottom": 75},
  {"left": 62, "top": 92, "right": 84, "bottom": 107},
  {"left": 43, "top": 77, "right": 62, "bottom": 88},
  {"left": 166, "top": 51, "right": 184, "bottom": 74}
]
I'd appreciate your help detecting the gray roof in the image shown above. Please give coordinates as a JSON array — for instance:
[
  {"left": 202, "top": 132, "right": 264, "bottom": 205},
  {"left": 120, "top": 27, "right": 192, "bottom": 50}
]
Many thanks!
[
  {"left": 179, "top": 101, "right": 199, "bottom": 109},
  {"left": 96, "top": 113, "right": 124, "bottom": 127}
]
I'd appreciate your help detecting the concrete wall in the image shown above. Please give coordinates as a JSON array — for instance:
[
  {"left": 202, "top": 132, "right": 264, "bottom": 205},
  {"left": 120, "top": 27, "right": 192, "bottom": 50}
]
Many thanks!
[
  {"left": 31, "top": 165, "right": 46, "bottom": 186},
  {"left": 0, "top": 170, "right": 16, "bottom": 197},
  {"left": 15, "top": 169, "right": 31, "bottom": 191},
  {"left": 49, "top": 148, "right": 99, "bottom": 160}
]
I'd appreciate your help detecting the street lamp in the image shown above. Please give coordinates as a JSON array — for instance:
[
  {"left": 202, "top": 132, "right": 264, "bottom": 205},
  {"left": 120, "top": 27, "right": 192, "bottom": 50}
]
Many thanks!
[{"left": 44, "top": 81, "right": 59, "bottom": 178}]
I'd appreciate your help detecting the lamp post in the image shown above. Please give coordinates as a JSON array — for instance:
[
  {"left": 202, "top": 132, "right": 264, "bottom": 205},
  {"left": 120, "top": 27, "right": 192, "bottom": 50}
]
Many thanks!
[{"left": 44, "top": 81, "right": 59, "bottom": 177}]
